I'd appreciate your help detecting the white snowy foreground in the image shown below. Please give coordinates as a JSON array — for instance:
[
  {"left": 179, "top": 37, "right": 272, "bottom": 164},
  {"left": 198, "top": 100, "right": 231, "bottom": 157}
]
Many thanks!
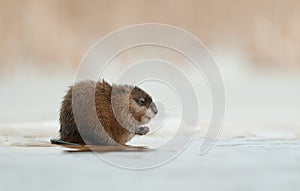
[{"left": 1, "top": 136, "right": 300, "bottom": 191}]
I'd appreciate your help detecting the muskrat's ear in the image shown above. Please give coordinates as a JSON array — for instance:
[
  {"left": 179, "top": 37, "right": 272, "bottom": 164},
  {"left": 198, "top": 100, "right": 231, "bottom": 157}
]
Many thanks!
[{"left": 114, "top": 85, "right": 132, "bottom": 95}]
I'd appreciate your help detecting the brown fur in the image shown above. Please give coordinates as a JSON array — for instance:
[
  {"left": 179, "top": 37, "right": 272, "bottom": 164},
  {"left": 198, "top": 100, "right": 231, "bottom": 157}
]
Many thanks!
[{"left": 59, "top": 80, "right": 157, "bottom": 146}]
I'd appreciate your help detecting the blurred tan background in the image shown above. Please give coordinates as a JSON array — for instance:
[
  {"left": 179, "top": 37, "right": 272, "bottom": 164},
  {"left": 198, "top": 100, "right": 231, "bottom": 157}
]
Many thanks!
[
  {"left": 0, "top": 0, "right": 300, "bottom": 137},
  {"left": 1, "top": 0, "right": 300, "bottom": 74}
]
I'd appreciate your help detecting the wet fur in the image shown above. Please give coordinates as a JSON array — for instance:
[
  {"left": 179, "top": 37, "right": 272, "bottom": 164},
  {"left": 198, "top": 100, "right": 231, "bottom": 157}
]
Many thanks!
[{"left": 59, "top": 80, "right": 156, "bottom": 146}]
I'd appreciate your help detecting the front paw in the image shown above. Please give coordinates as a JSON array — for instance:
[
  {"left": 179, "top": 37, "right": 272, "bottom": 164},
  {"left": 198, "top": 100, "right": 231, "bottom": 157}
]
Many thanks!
[{"left": 136, "top": 126, "right": 149, "bottom": 135}]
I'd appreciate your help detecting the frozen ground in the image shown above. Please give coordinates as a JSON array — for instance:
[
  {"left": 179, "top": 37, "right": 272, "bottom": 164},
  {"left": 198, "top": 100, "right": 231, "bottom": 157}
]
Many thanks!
[
  {"left": 1, "top": 52, "right": 299, "bottom": 190},
  {"left": 1, "top": 136, "right": 300, "bottom": 191}
]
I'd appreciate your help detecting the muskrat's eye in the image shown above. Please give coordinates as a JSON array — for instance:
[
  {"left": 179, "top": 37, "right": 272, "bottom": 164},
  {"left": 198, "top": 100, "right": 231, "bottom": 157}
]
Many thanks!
[{"left": 138, "top": 98, "right": 146, "bottom": 105}]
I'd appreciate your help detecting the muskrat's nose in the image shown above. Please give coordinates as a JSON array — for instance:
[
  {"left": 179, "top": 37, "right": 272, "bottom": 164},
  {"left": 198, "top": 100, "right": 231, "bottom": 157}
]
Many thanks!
[{"left": 150, "top": 102, "right": 158, "bottom": 115}]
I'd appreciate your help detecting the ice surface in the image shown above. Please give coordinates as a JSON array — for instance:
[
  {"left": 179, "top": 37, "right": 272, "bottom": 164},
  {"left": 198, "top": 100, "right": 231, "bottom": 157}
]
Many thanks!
[{"left": 1, "top": 137, "right": 300, "bottom": 191}]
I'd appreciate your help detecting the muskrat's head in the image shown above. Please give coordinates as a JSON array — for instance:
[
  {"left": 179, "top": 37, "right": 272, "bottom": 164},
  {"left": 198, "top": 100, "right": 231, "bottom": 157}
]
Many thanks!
[{"left": 129, "top": 86, "right": 158, "bottom": 125}]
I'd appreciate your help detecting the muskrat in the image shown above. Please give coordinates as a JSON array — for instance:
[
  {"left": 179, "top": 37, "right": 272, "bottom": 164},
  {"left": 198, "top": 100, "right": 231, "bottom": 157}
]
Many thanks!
[{"left": 59, "top": 80, "right": 158, "bottom": 146}]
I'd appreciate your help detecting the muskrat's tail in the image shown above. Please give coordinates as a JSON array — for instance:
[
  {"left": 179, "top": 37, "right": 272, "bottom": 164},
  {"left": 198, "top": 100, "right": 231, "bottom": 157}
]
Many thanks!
[{"left": 50, "top": 139, "right": 81, "bottom": 146}]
